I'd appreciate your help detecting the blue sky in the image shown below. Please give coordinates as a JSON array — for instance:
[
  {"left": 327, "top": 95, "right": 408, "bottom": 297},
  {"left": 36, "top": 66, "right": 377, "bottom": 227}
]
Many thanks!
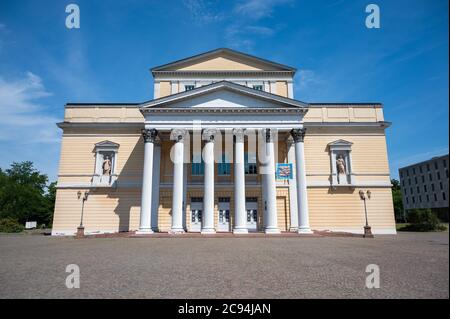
[{"left": 0, "top": 0, "right": 448, "bottom": 181}]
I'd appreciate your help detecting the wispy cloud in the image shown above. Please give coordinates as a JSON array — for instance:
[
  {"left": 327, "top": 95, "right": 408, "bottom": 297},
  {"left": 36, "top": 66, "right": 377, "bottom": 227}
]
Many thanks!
[
  {"left": 0, "top": 72, "right": 60, "bottom": 143},
  {"left": 234, "top": 0, "right": 292, "bottom": 20},
  {"left": 182, "top": 0, "right": 225, "bottom": 25}
]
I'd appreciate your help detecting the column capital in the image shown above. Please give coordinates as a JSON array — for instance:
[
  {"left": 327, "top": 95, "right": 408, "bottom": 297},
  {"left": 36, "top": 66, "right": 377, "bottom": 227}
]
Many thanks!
[
  {"left": 263, "top": 128, "right": 276, "bottom": 143},
  {"left": 233, "top": 128, "right": 245, "bottom": 143},
  {"left": 170, "top": 128, "right": 187, "bottom": 142},
  {"left": 142, "top": 128, "right": 158, "bottom": 143},
  {"left": 202, "top": 128, "right": 219, "bottom": 142},
  {"left": 290, "top": 128, "right": 306, "bottom": 143}
]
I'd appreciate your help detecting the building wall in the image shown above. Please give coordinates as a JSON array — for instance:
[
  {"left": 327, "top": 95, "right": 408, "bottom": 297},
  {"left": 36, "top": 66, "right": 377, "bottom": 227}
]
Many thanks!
[
  {"left": 52, "top": 122, "right": 395, "bottom": 235},
  {"left": 399, "top": 155, "right": 449, "bottom": 210}
]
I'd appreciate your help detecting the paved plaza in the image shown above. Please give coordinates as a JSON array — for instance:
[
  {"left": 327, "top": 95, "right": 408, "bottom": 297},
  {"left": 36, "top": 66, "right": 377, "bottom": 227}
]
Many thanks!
[{"left": 0, "top": 232, "right": 448, "bottom": 298}]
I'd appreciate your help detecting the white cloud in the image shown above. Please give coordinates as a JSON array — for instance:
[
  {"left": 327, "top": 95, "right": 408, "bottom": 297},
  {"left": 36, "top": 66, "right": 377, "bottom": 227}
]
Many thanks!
[
  {"left": 182, "top": 0, "right": 225, "bottom": 25},
  {"left": 296, "top": 69, "right": 323, "bottom": 89},
  {"left": 234, "top": 0, "right": 292, "bottom": 19},
  {"left": 0, "top": 72, "right": 60, "bottom": 143}
]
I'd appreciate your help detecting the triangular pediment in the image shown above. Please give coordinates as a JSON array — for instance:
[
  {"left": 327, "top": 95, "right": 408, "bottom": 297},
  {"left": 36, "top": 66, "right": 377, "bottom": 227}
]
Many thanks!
[
  {"left": 328, "top": 139, "right": 353, "bottom": 146},
  {"left": 95, "top": 140, "right": 120, "bottom": 148},
  {"left": 140, "top": 81, "right": 308, "bottom": 110},
  {"left": 151, "top": 48, "right": 296, "bottom": 73}
]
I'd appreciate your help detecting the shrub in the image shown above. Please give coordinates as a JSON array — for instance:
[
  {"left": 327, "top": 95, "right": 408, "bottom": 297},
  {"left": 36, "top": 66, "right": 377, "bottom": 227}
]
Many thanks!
[
  {"left": 400, "top": 209, "right": 446, "bottom": 232},
  {"left": 0, "top": 218, "right": 25, "bottom": 233}
]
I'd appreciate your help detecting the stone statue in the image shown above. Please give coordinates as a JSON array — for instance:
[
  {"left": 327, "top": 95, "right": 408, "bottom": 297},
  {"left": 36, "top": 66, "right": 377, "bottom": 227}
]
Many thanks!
[
  {"left": 336, "top": 155, "right": 346, "bottom": 175},
  {"left": 102, "top": 155, "right": 112, "bottom": 175}
]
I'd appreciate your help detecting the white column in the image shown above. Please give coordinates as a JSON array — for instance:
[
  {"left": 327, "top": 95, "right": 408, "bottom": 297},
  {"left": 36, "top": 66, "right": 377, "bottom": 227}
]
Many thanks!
[
  {"left": 170, "top": 129, "right": 186, "bottom": 233},
  {"left": 233, "top": 128, "right": 248, "bottom": 234},
  {"left": 287, "top": 138, "right": 298, "bottom": 231},
  {"left": 291, "top": 128, "right": 312, "bottom": 234},
  {"left": 201, "top": 129, "right": 217, "bottom": 234},
  {"left": 151, "top": 141, "right": 161, "bottom": 231},
  {"left": 137, "top": 128, "right": 158, "bottom": 234},
  {"left": 262, "top": 129, "right": 280, "bottom": 234}
]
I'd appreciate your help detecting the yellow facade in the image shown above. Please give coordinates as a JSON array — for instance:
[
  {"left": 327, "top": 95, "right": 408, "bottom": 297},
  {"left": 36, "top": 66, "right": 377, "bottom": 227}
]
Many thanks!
[{"left": 52, "top": 49, "right": 396, "bottom": 236}]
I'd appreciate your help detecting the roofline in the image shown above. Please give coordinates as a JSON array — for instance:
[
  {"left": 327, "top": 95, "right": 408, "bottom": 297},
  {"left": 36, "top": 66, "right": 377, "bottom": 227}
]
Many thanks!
[
  {"left": 139, "top": 80, "right": 308, "bottom": 109},
  {"left": 398, "top": 154, "right": 449, "bottom": 171},
  {"left": 309, "top": 102, "right": 383, "bottom": 106},
  {"left": 65, "top": 103, "right": 140, "bottom": 107},
  {"left": 150, "top": 48, "right": 297, "bottom": 74}
]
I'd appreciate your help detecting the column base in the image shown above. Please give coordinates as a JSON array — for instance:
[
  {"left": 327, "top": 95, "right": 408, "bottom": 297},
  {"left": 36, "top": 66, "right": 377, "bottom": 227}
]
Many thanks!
[
  {"left": 201, "top": 228, "right": 216, "bottom": 234},
  {"left": 289, "top": 227, "right": 299, "bottom": 232},
  {"left": 264, "top": 228, "right": 281, "bottom": 234},
  {"left": 169, "top": 228, "right": 185, "bottom": 234},
  {"left": 135, "top": 229, "right": 154, "bottom": 235},
  {"left": 298, "top": 227, "right": 313, "bottom": 234},
  {"left": 233, "top": 228, "right": 248, "bottom": 234}
]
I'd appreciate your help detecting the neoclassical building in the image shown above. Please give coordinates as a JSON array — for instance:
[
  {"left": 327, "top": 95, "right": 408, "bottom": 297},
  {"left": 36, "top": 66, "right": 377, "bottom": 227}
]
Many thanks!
[{"left": 52, "top": 48, "right": 396, "bottom": 236}]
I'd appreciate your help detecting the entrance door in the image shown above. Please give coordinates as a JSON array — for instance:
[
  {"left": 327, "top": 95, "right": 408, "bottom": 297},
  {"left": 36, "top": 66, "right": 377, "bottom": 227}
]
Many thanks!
[
  {"left": 246, "top": 198, "right": 258, "bottom": 231},
  {"left": 190, "top": 198, "right": 203, "bottom": 232},
  {"left": 218, "top": 197, "right": 230, "bottom": 232}
]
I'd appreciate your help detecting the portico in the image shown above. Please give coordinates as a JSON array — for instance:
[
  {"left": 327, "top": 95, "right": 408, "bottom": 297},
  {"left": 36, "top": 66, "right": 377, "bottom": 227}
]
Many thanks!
[{"left": 136, "top": 81, "right": 311, "bottom": 234}]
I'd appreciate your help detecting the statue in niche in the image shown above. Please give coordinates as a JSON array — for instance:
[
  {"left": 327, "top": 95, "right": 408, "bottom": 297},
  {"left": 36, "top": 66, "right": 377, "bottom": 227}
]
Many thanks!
[
  {"left": 336, "top": 154, "right": 347, "bottom": 175},
  {"left": 102, "top": 155, "right": 112, "bottom": 176}
]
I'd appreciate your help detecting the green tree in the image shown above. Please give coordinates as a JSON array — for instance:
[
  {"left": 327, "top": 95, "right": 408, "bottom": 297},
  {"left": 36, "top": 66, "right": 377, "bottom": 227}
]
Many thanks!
[
  {"left": 391, "top": 179, "right": 405, "bottom": 222},
  {"left": 0, "top": 161, "right": 55, "bottom": 226}
]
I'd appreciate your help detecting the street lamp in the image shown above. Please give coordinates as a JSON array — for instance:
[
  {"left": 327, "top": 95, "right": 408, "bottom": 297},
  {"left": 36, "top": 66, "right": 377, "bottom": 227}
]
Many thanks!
[
  {"left": 359, "top": 189, "right": 373, "bottom": 238},
  {"left": 76, "top": 190, "right": 89, "bottom": 237}
]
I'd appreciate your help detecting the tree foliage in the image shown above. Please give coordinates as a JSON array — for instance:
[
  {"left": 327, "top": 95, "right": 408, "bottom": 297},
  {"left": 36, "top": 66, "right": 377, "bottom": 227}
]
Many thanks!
[
  {"left": 0, "top": 161, "right": 55, "bottom": 226},
  {"left": 391, "top": 179, "right": 405, "bottom": 222}
]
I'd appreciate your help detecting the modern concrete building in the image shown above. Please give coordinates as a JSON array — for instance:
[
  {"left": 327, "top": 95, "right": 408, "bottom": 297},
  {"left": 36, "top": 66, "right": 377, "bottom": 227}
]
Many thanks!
[
  {"left": 399, "top": 154, "right": 449, "bottom": 213},
  {"left": 52, "top": 48, "right": 396, "bottom": 236}
]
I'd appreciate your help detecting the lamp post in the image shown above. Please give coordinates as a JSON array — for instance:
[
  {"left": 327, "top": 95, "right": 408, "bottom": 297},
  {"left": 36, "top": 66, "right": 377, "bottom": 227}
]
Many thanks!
[
  {"left": 359, "top": 189, "right": 373, "bottom": 238},
  {"left": 77, "top": 190, "right": 89, "bottom": 237}
]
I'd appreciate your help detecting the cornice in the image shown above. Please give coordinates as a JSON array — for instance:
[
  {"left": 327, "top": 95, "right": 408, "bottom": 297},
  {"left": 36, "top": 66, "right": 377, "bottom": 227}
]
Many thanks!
[{"left": 141, "top": 107, "right": 307, "bottom": 114}]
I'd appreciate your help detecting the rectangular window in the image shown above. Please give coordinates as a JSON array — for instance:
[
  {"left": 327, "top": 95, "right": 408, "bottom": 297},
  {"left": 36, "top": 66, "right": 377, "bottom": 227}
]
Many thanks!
[
  {"left": 191, "top": 154, "right": 204, "bottom": 176},
  {"left": 427, "top": 164, "right": 430, "bottom": 171},
  {"left": 443, "top": 159, "right": 447, "bottom": 168},
  {"left": 252, "top": 85, "right": 263, "bottom": 91},
  {"left": 413, "top": 168, "right": 416, "bottom": 174},
  {"left": 426, "top": 195, "right": 430, "bottom": 202},
  {"left": 185, "top": 85, "right": 195, "bottom": 91},
  {"left": 419, "top": 195, "right": 422, "bottom": 203},
  {"left": 443, "top": 192, "right": 447, "bottom": 201},
  {"left": 417, "top": 186, "right": 420, "bottom": 193},
  {"left": 218, "top": 154, "right": 231, "bottom": 176},
  {"left": 424, "top": 185, "right": 427, "bottom": 192},
  {"left": 245, "top": 153, "right": 257, "bottom": 174},
  {"left": 406, "top": 197, "right": 409, "bottom": 204},
  {"left": 412, "top": 196, "right": 415, "bottom": 203},
  {"left": 440, "top": 182, "right": 443, "bottom": 190},
  {"left": 429, "top": 173, "right": 432, "bottom": 181},
  {"left": 419, "top": 166, "right": 423, "bottom": 173},
  {"left": 410, "top": 188, "right": 413, "bottom": 195},
  {"left": 434, "top": 162, "right": 438, "bottom": 170},
  {"left": 422, "top": 175, "right": 425, "bottom": 183},
  {"left": 434, "top": 193, "right": 438, "bottom": 201},
  {"left": 437, "top": 172, "right": 441, "bottom": 180},
  {"left": 414, "top": 177, "right": 418, "bottom": 184},
  {"left": 431, "top": 184, "right": 435, "bottom": 191}
]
